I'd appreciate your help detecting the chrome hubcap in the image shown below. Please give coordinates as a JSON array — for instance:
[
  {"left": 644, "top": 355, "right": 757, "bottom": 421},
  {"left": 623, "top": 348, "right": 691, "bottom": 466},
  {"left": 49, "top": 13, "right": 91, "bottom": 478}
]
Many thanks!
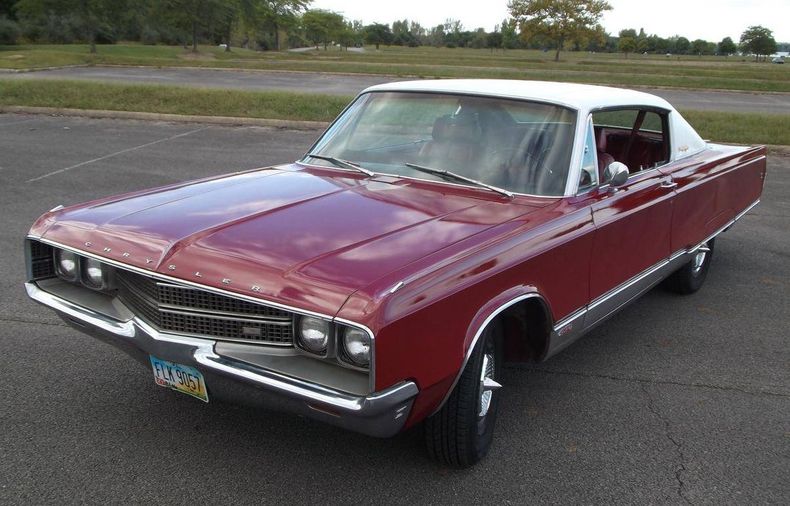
[
  {"left": 478, "top": 352, "right": 501, "bottom": 417},
  {"left": 692, "top": 243, "right": 710, "bottom": 275}
]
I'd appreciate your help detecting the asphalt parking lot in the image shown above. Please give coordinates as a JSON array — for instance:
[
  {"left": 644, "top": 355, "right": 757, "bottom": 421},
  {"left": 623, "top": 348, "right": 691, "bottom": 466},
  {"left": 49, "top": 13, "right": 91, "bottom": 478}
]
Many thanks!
[{"left": 1, "top": 113, "right": 788, "bottom": 504}]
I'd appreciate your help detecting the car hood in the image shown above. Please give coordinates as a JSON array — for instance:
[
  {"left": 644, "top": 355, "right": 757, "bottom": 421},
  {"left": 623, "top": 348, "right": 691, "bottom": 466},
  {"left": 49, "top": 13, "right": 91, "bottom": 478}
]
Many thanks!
[{"left": 33, "top": 165, "right": 549, "bottom": 315}]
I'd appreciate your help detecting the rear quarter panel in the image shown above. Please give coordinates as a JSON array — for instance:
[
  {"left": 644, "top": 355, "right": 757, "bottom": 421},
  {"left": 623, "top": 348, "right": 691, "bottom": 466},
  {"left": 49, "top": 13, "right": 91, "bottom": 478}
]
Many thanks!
[{"left": 660, "top": 145, "right": 766, "bottom": 252}]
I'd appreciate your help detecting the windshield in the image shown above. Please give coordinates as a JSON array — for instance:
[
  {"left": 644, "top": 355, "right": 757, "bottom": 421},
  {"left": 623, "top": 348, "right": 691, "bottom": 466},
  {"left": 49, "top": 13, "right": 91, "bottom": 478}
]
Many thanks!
[{"left": 305, "top": 92, "right": 577, "bottom": 196}]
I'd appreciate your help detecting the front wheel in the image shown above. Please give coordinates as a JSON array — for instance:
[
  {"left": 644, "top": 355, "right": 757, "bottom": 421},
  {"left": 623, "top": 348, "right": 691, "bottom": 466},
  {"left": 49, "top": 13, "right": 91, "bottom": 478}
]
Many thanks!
[
  {"left": 666, "top": 239, "right": 715, "bottom": 294},
  {"left": 424, "top": 323, "right": 503, "bottom": 468}
]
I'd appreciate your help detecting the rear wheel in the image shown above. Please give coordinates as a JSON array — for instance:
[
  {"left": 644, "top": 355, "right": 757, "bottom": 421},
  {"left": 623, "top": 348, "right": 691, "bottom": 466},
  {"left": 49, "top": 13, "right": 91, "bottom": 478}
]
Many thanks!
[
  {"left": 666, "top": 239, "right": 715, "bottom": 294},
  {"left": 424, "top": 323, "right": 503, "bottom": 468}
]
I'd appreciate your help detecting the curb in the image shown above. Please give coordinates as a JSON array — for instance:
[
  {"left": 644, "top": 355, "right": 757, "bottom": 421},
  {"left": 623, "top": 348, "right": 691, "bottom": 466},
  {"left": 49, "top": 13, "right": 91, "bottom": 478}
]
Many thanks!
[
  {"left": 0, "top": 64, "right": 92, "bottom": 74},
  {"left": 0, "top": 106, "right": 329, "bottom": 130}
]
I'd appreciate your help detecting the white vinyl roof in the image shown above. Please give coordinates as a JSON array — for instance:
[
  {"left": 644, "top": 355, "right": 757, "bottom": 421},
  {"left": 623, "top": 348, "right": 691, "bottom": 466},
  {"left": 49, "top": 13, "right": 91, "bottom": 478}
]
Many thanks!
[
  {"left": 363, "top": 79, "right": 675, "bottom": 113},
  {"left": 360, "top": 79, "right": 708, "bottom": 196}
]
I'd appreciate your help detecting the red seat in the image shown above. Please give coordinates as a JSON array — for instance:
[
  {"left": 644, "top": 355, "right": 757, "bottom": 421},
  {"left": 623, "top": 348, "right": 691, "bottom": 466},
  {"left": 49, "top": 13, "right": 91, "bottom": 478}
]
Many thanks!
[{"left": 597, "top": 151, "right": 615, "bottom": 182}]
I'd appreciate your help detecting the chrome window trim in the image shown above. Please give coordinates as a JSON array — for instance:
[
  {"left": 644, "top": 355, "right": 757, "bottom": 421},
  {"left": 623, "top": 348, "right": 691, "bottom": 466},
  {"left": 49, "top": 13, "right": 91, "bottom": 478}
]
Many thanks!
[{"left": 575, "top": 114, "right": 600, "bottom": 196}]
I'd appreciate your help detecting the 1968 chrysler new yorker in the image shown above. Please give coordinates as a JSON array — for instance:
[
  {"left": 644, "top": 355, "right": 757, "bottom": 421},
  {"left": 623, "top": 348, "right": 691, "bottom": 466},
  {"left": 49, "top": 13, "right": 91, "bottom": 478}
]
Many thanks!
[{"left": 25, "top": 80, "right": 765, "bottom": 467}]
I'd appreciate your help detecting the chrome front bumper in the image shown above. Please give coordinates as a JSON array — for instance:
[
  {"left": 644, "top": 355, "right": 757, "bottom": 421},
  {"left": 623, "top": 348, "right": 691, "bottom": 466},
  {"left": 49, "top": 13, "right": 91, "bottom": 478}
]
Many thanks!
[{"left": 25, "top": 282, "right": 417, "bottom": 438}]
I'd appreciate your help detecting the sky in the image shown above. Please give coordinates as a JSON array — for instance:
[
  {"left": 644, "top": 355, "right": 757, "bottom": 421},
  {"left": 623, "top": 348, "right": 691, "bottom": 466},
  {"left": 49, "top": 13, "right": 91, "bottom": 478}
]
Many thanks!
[{"left": 310, "top": 0, "right": 790, "bottom": 42}]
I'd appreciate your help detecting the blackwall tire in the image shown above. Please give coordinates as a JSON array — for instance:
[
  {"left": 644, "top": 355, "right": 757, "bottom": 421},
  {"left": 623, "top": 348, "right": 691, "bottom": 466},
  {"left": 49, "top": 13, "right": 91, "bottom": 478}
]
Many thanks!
[
  {"left": 424, "top": 323, "right": 503, "bottom": 468},
  {"left": 666, "top": 239, "right": 716, "bottom": 295}
]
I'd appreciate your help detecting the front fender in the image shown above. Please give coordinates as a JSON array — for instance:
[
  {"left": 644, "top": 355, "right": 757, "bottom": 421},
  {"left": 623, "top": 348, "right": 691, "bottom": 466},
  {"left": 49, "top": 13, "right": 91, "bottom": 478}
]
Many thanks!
[{"left": 429, "top": 286, "right": 553, "bottom": 416}]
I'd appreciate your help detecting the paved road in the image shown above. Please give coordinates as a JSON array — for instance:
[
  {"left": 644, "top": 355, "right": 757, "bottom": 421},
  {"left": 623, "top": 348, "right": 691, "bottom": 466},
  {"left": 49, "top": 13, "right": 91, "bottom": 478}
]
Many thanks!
[
  {"left": 1, "top": 114, "right": 788, "bottom": 504},
  {"left": 5, "top": 66, "right": 790, "bottom": 114}
]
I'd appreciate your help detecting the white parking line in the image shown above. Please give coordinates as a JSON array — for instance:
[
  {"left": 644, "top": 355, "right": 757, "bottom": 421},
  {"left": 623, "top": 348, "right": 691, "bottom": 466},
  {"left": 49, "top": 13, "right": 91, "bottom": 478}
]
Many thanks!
[{"left": 27, "top": 126, "right": 210, "bottom": 183}]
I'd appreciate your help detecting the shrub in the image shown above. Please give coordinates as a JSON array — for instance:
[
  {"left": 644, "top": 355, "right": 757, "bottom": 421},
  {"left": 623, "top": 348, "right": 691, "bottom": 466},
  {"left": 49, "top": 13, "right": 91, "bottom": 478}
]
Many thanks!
[
  {"left": 0, "top": 16, "right": 20, "bottom": 45},
  {"left": 140, "top": 26, "right": 160, "bottom": 45}
]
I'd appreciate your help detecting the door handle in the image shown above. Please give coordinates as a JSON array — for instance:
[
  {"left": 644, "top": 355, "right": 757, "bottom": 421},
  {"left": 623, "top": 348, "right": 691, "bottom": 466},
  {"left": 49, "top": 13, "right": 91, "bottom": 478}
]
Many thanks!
[{"left": 660, "top": 181, "right": 678, "bottom": 189}]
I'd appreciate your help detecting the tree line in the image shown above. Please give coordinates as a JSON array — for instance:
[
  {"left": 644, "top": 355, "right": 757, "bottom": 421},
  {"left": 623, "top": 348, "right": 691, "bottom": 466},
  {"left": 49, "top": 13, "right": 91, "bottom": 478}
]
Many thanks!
[{"left": 0, "top": 0, "right": 784, "bottom": 61}]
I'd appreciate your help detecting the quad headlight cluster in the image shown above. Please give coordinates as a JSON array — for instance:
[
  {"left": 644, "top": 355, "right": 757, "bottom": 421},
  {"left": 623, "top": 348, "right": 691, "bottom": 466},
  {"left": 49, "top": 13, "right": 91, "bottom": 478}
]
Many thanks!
[
  {"left": 54, "top": 248, "right": 112, "bottom": 291},
  {"left": 296, "top": 316, "right": 372, "bottom": 369}
]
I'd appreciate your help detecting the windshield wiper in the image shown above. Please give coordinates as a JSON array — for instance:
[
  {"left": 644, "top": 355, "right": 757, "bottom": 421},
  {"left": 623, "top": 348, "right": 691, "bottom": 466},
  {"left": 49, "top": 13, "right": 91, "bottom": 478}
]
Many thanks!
[
  {"left": 405, "top": 163, "right": 514, "bottom": 199},
  {"left": 303, "top": 154, "right": 375, "bottom": 177}
]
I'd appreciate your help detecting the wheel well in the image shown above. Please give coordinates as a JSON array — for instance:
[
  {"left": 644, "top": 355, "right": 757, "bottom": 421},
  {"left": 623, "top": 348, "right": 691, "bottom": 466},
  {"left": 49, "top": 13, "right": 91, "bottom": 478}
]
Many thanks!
[{"left": 493, "top": 297, "right": 552, "bottom": 363}]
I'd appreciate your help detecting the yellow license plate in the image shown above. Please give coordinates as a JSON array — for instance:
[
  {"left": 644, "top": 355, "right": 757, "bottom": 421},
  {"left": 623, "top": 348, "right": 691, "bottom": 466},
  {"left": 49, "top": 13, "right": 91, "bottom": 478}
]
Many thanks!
[{"left": 149, "top": 355, "right": 208, "bottom": 402}]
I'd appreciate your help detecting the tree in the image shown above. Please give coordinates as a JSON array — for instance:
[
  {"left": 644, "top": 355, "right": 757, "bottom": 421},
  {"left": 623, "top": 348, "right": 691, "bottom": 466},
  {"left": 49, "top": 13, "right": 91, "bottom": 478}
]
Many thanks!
[
  {"left": 691, "top": 38, "right": 709, "bottom": 56},
  {"left": 618, "top": 35, "right": 636, "bottom": 58},
  {"left": 302, "top": 9, "right": 343, "bottom": 50},
  {"left": 718, "top": 36, "right": 736, "bottom": 55},
  {"left": 500, "top": 18, "right": 519, "bottom": 49},
  {"left": 15, "top": 0, "right": 127, "bottom": 52},
  {"left": 158, "top": 0, "right": 226, "bottom": 52},
  {"left": 487, "top": 28, "right": 503, "bottom": 52},
  {"left": 262, "top": 0, "right": 310, "bottom": 51},
  {"left": 739, "top": 25, "right": 776, "bottom": 62},
  {"left": 508, "top": 0, "right": 612, "bottom": 61},
  {"left": 672, "top": 36, "right": 690, "bottom": 54},
  {"left": 363, "top": 22, "right": 391, "bottom": 50}
]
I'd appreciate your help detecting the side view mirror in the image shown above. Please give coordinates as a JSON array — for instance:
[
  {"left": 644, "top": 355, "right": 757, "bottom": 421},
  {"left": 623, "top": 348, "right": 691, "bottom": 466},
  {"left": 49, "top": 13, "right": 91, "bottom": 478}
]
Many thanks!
[{"left": 604, "top": 162, "right": 629, "bottom": 187}]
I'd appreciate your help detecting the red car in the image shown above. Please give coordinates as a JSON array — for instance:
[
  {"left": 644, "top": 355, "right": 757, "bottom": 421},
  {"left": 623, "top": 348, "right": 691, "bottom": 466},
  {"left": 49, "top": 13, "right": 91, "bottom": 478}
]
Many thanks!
[{"left": 25, "top": 80, "right": 765, "bottom": 467}]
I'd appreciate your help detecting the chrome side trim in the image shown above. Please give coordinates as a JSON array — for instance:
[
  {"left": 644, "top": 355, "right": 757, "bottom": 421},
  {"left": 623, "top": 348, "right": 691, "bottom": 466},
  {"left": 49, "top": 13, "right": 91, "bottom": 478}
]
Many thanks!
[
  {"left": 584, "top": 259, "right": 673, "bottom": 334},
  {"left": 669, "top": 198, "right": 760, "bottom": 262},
  {"left": 589, "top": 259, "right": 669, "bottom": 312},
  {"left": 548, "top": 307, "right": 587, "bottom": 357},
  {"left": 553, "top": 306, "right": 587, "bottom": 330},
  {"left": 431, "top": 292, "right": 548, "bottom": 415},
  {"left": 547, "top": 197, "right": 762, "bottom": 358},
  {"left": 388, "top": 281, "right": 405, "bottom": 294}
]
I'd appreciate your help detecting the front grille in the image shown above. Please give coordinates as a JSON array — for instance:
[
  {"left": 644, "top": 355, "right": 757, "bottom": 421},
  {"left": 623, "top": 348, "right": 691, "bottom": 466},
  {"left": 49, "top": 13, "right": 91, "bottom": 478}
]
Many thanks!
[
  {"left": 116, "top": 270, "right": 294, "bottom": 345},
  {"left": 29, "top": 241, "right": 55, "bottom": 280}
]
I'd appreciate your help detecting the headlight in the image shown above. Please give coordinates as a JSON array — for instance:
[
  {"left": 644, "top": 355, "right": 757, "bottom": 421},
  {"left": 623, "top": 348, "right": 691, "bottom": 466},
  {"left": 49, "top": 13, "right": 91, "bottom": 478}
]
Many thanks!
[
  {"left": 297, "top": 316, "right": 330, "bottom": 354},
  {"left": 81, "top": 257, "right": 106, "bottom": 289},
  {"left": 55, "top": 250, "right": 79, "bottom": 282},
  {"left": 342, "top": 327, "right": 371, "bottom": 367}
]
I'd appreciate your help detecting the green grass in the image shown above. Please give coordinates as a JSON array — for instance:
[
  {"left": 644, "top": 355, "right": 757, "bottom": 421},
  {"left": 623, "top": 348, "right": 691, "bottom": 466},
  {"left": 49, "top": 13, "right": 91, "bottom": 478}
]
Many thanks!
[
  {"left": 0, "top": 79, "right": 787, "bottom": 145},
  {"left": 0, "top": 79, "right": 349, "bottom": 122},
  {"left": 1, "top": 43, "right": 789, "bottom": 92},
  {"left": 681, "top": 110, "right": 790, "bottom": 146}
]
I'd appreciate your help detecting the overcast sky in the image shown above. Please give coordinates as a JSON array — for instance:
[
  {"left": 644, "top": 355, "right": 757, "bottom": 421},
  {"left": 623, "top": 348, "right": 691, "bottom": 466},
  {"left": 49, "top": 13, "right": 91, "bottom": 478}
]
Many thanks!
[{"left": 311, "top": 0, "right": 790, "bottom": 42}]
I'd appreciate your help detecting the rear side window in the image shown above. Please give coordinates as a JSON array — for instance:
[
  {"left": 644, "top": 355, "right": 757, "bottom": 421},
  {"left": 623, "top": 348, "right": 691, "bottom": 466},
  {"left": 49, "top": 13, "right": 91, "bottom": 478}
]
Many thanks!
[{"left": 593, "top": 108, "right": 669, "bottom": 174}]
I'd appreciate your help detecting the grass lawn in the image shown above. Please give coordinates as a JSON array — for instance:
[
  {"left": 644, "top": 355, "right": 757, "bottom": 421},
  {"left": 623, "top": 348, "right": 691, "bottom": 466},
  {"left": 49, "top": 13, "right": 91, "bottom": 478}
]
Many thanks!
[
  {"left": 0, "top": 79, "right": 348, "bottom": 122},
  {"left": 1, "top": 43, "right": 788, "bottom": 93},
  {"left": 1, "top": 79, "right": 787, "bottom": 146}
]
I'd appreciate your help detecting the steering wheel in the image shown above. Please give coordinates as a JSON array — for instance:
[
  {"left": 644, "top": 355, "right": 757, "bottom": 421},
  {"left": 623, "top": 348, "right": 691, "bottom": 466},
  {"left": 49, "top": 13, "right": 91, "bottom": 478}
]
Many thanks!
[{"left": 486, "top": 147, "right": 549, "bottom": 192}]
